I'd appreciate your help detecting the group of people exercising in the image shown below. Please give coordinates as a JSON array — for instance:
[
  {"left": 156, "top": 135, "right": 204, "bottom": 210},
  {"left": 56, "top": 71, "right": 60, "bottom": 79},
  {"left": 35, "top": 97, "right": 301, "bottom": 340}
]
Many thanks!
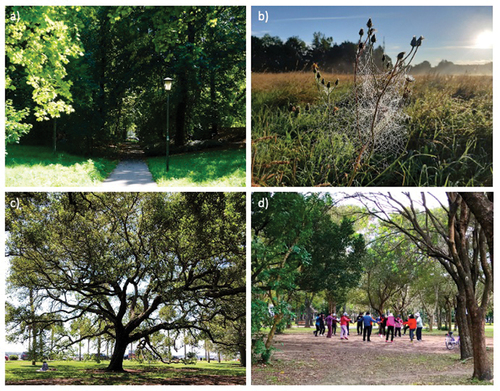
[{"left": 314, "top": 311, "right": 424, "bottom": 342}]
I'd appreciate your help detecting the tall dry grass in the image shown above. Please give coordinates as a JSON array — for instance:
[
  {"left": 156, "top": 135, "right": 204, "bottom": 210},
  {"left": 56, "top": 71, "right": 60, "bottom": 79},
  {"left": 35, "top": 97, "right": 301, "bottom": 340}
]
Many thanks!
[{"left": 251, "top": 72, "right": 492, "bottom": 187}]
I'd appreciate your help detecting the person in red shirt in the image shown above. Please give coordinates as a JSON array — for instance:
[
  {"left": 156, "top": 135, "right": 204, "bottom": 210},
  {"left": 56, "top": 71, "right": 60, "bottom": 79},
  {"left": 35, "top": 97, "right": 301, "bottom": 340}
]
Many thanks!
[
  {"left": 340, "top": 313, "right": 351, "bottom": 340},
  {"left": 403, "top": 314, "right": 417, "bottom": 342}
]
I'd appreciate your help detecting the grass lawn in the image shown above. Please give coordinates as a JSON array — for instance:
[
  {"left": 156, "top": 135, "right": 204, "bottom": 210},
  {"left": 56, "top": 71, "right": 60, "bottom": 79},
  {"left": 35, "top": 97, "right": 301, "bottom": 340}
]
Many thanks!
[
  {"left": 147, "top": 148, "right": 246, "bottom": 187},
  {"left": 6, "top": 359, "right": 245, "bottom": 385},
  {"left": 5, "top": 145, "right": 118, "bottom": 187}
]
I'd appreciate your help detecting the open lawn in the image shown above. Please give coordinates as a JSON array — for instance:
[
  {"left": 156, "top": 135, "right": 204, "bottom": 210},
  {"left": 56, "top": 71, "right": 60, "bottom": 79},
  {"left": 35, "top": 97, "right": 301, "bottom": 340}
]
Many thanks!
[
  {"left": 148, "top": 148, "right": 246, "bottom": 187},
  {"left": 5, "top": 145, "right": 118, "bottom": 187},
  {"left": 6, "top": 359, "right": 245, "bottom": 385},
  {"left": 252, "top": 330, "right": 493, "bottom": 385}
]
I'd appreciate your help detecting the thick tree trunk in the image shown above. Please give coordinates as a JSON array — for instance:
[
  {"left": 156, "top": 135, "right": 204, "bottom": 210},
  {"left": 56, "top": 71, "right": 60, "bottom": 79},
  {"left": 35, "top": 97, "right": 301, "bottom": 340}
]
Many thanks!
[
  {"left": 455, "top": 293, "right": 473, "bottom": 360},
  {"left": 239, "top": 344, "right": 246, "bottom": 367},
  {"left": 469, "top": 311, "right": 492, "bottom": 380},
  {"left": 305, "top": 297, "right": 313, "bottom": 328},
  {"left": 175, "top": 22, "right": 195, "bottom": 146},
  {"left": 106, "top": 337, "right": 128, "bottom": 372},
  {"left": 427, "top": 313, "right": 434, "bottom": 331}
]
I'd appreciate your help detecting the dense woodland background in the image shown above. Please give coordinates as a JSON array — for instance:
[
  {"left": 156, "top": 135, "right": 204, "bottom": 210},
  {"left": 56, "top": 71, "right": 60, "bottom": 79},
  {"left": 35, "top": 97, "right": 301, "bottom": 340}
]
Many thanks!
[{"left": 6, "top": 6, "right": 246, "bottom": 156}]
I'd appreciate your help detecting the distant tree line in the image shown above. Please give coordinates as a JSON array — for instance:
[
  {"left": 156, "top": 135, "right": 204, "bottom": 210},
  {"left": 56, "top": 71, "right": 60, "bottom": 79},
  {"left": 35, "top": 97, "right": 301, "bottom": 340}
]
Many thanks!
[
  {"left": 252, "top": 33, "right": 493, "bottom": 76},
  {"left": 252, "top": 32, "right": 387, "bottom": 73}
]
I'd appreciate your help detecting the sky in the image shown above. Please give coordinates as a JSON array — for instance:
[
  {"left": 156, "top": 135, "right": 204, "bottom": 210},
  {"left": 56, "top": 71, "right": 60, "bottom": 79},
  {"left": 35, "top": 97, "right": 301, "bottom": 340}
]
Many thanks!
[{"left": 251, "top": 6, "right": 493, "bottom": 66}]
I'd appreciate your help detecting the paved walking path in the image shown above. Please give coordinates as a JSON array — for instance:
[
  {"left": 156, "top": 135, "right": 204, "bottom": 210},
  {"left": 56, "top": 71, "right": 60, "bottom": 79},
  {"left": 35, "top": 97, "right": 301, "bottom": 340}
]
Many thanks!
[{"left": 102, "top": 159, "right": 157, "bottom": 188}]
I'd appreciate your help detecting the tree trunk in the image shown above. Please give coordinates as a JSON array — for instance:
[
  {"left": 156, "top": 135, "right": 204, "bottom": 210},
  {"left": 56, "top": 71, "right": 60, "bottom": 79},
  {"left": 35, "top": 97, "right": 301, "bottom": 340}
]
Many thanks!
[
  {"left": 52, "top": 118, "right": 57, "bottom": 154},
  {"left": 469, "top": 310, "right": 492, "bottom": 380},
  {"left": 239, "top": 344, "right": 246, "bottom": 367},
  {"left": 456, "top": 293, "right": 473, "bottom": 360},
  {"left": 305, "top": 296, "right": 313, "bottom": 328},
  {"left": 209, "top": 70, "right": 218, "bottom": 138},
  {"left": 175, "top": 22, "right": 195, "bottom": 146},
  {"left": 265, "top": 314, "right": 283, "bottom": 349},
  {"left": 106, "top": 337, "right": 128, "bottom": 372}
]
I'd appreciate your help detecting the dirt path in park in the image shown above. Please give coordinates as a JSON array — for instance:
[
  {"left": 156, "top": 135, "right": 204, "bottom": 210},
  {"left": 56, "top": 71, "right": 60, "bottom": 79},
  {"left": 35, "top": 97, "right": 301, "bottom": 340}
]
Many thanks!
[{"left": 252, "top": 331, "right": 494, "bottom": 385}]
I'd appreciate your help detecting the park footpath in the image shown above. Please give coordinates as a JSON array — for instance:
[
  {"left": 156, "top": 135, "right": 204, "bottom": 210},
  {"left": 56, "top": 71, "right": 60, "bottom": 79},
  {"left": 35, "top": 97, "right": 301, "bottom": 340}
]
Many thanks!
[{"left": 102, "top": 160, "right": 157, "bottom": 188}]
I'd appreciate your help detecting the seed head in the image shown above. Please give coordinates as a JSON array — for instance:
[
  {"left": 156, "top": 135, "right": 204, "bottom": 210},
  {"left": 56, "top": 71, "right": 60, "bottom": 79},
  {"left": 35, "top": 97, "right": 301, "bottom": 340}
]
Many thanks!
[
  {"left": 416, "top": 36, "right": 424, "bottom": 47},
  {"left": 382, "top": 54, "right": 386, "bottom": 62},
  {"left": 327, "top": 81, "right": 331, "bottom": 89},
  {"left": 410, "top": 36, "right": 417, "bottom": 47},
  {"left": 371, "top": 34, "right": 377, "bottom": 44},
  {"left": 359, "top": 28, "right": 364, "bottom": 37},
  {"left": 305, "top": 103, "right": 311, "bottom": 112},
  {"left": 335, "top": 78, "right": 339, "bottom": 86},
  {"left": 321, "top": 78, "right": 325, "bottom": 85},
  {"left": 358, "top": 42, "right": 365, "bottom": 51},
  {"left": 367, "top": 18, "right": 373, "bottom": 29},
  {"left": 397, "top": 51, "right": 405, "bottom": 61},
  {"left": 317, "top": 72, "right": 321, "bottom": 79}
]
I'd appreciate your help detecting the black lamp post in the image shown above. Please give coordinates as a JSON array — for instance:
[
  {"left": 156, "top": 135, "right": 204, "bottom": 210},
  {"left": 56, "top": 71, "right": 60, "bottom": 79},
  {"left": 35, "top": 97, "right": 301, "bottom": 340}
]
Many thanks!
[{"left": 164, "top": 77, "right": 173, "bottom": 172}]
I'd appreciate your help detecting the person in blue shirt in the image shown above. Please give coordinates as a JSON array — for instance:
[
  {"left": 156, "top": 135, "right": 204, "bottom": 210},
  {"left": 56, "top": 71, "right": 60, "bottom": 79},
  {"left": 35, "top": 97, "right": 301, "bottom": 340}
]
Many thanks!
[
  {"left": 362, "top": 312, "right": 379, "bottom": 342},
  {"left": 314, "top": 314, "right": 321, "bottom": 337}
]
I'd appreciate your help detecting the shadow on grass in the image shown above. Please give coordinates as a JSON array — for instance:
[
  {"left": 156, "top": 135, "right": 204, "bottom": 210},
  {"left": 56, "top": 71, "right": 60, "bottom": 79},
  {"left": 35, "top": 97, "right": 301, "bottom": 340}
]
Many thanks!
[
  {"left": 148, "top": 148, "right": 245, "bottom": 187},
  {"left": 5, "top": 145, "right": 118, "bottom": 186},
  {"left": 6, "top": 360, "right": 245, "bottom": 385}
]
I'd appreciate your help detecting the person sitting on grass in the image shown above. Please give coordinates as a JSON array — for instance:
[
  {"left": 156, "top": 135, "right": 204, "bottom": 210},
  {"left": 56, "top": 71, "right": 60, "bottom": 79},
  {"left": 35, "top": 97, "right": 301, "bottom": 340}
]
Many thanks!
[{"left": 37, "top": 361, "right": 49, "bottom": 372}]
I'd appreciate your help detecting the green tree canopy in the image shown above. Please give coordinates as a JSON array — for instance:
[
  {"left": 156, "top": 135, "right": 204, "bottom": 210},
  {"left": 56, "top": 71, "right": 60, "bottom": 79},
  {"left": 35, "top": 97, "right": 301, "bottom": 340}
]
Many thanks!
[{"left": 6, "top": 192, "right": 245, "bottom": 371}]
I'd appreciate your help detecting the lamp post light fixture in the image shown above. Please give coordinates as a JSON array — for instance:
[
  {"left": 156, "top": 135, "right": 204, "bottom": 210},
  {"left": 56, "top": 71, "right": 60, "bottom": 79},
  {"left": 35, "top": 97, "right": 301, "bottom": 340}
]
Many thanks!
[{"left": 164, "top": 77, "right": 173, "bottom": 172}]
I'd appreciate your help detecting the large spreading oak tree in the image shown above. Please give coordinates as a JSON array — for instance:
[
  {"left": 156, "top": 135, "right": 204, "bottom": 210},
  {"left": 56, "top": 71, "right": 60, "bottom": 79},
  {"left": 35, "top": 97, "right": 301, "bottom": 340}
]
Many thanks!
[{"left": 6, "top": 192, "right": 245, "bottom": 371}]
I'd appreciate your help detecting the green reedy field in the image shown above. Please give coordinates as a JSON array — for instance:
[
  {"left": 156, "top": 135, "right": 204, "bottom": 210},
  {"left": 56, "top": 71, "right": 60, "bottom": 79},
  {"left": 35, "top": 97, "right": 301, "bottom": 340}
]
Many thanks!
[{"left": 251, "top": 72, "right": 492, "bottom": 187}]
